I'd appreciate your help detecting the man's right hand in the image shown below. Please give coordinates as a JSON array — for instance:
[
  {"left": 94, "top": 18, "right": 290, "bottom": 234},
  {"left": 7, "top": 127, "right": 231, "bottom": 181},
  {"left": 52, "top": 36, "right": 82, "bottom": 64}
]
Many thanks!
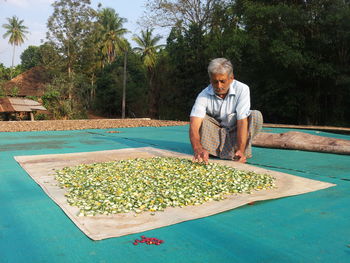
[
  {"left": 190, "top": 116, "right": 208, "bottom": 164},
  {"left": 193, "top": 148, "right": 209, "bottom": 164}
]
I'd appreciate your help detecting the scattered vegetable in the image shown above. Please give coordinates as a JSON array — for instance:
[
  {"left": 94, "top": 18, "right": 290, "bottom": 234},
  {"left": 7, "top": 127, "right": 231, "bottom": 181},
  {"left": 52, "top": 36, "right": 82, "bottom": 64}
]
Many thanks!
[
  {"left": 54, "top": 157, "right": 275, "bottom": 216},
  {"left": 133, "top": 236, "right": 164, "bottom": 245}
]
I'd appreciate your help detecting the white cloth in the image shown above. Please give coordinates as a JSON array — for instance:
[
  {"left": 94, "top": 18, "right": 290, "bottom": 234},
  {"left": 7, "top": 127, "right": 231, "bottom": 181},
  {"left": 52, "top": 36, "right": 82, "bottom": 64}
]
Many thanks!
[{"left": 15, "top": 147, "right": 335, "bottom": 240}]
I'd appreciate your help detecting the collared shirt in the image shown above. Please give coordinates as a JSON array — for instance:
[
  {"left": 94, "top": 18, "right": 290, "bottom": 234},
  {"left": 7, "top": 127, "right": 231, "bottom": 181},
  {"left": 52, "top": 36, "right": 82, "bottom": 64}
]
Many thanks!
[{"left": 190, "top": 80, "right": 251, "bottom": 128}]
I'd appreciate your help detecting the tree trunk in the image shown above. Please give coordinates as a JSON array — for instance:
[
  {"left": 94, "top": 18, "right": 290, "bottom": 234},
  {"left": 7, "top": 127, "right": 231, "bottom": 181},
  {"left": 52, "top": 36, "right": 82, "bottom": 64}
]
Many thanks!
[
  {"left": 67, "top": 43, "right": 73, "bottom": 110},
  {"left": 11, "top": 45, "right": 15, "bottom": 79},
  {"left": 68, "top": 64, "right": 72, "bottom": 100},
  {"left": 148, "top": 68, "right": 158, "bottom": 118},
  {"left": 122, "top": 51, "right": 127, "bottom": 119},
  {"left": 90, "top": 73, "right": 96, "bottom": 107}
]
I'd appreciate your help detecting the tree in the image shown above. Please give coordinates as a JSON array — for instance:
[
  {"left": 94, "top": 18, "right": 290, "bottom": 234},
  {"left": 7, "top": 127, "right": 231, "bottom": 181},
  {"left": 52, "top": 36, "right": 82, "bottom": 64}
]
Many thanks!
[
  {"left": 230, "top": 0, "right": 350, "bottom": 125},
  {"left": 94, "top": 52, "right": 147, "bottom": 118},
  {"left": 97, "top": 8, "right": 128, "bottom": 66},
  {"left": 47, "top": 0, "right": 95, "bottom": 102},
  {"left": 20, "top": 45, "right": 42, "bottom": 70},
  {"left": 2, "top": 16, "right": 28, "bottom": 78},
  {"left": 133, "top": 29, "right": 164, "bottom": 117},
  {"left": 0, "top": 63, "right": 11, "bottom": 82},
  {"left": 158, "top": 24, "right": 209, "bottom": 120},
  {"left": 94, "top": 7, "right": 129, "bottom": 117},
  {"left": 143, "top": 0, "right": 224, "bottom": 30}
]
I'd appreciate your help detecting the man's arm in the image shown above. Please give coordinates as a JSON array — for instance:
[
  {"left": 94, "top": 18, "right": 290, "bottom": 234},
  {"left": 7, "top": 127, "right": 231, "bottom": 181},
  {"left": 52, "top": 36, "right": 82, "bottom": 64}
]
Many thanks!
[
  {"left": 234, "top": 117, "right": 249, "bottom": 163},
  {"left": 189, "top": 116, "right": 209, "bottom": 164}
]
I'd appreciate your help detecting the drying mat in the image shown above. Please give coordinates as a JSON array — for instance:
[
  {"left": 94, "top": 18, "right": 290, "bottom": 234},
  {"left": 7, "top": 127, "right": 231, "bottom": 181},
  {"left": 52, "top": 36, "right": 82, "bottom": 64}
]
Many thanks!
[{"left": 14, "top": 147, "right": 335, "bottom": 240}]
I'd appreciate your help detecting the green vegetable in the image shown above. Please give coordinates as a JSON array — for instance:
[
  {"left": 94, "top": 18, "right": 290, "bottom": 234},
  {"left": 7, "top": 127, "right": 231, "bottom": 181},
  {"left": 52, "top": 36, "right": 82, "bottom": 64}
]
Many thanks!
[{"left": 55, "top": 157, "right": 275, "bottom": 216}]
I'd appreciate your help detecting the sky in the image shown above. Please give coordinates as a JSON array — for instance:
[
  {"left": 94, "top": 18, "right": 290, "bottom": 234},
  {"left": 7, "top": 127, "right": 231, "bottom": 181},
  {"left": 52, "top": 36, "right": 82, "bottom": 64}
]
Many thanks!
[{"left": 0, "top": 0, "right": 166, "bottom": 67}]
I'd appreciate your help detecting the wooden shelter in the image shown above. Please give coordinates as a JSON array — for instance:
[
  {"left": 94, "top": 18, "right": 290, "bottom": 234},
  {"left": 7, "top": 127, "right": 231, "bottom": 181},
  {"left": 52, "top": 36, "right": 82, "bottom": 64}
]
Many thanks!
[
  {"left": 0, "top": 97, "right": 47, "bottom": 121},
  {"left": 0, "top": 66, "right": 50, "bottom": 121}
]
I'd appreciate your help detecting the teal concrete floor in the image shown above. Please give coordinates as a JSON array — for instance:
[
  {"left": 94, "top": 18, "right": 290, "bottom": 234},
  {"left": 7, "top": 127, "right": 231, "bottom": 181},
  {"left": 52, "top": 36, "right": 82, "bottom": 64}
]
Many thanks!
[{"left": 0, "top": 125, "right": 349, "bottom": 263}]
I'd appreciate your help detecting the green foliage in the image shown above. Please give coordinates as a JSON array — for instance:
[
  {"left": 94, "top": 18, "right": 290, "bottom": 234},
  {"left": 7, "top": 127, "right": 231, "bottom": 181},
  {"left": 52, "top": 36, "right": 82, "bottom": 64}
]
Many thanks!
[
  {"left": 20, "top": 45, "right": 42, "bottom": 70},
  {"left": 155, "top": 0, "right": 350, "bottom": 125},
  {"left": 96, "top": 7, "right": 128, "bottom": 66},
  {"left": 45, "top": 1, "right": 132, "bottom": 119},
  {"left": 94, "top": 52, "right": 147, "bottom": 117},
  {"left": 158, "top": 24, "right": 210, "bottom": 120},
  {"left": 235, "top": 0, "right": 350, "bottom": 125},
  {"left": 0, "top": 63, "right": 11, "bottom": 81},
  {"left": 133, "top": 28, "right": 164, "bottom": 117},
  {"left": 9, "top": 86, "right": 19, "bottom": 97},
  {"left": 47, "top": 0, "right": 96, "bottom": 102},
  {"left": 34, "top": 112, "right": 49, "bottom": 120},
  {"left": 2, "top": 16, "right": 28, "bottom": 46},
  {"left": 0, "top": 85, "right": 4, "bottom": 98},
  {"left": 11, "top": 65, "right": 24, "bottom": 78},
  {"left": 41, "top": 81, "right": 72, "bottom": 119},
  {"left": 24, "top": 0, "right": 349, "bottom": 125},
  {"left": 38, "top": 42, "right": 62, "bottom": 73},
  {"left": 133, "top": 29, "right": 163, "bottom": 69}
]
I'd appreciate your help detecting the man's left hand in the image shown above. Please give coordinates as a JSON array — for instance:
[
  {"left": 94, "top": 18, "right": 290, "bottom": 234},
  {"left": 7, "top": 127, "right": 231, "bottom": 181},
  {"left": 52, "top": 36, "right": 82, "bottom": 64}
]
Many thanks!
[{"left": 233, "top": 150, "right": 246, "bottom": 163}]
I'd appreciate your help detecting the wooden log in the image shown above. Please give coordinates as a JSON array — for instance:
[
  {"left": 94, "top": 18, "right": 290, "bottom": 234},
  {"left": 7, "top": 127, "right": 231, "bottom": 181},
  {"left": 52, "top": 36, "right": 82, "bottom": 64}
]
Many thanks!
[{"left": 253, "top": 131, "right": 350, "bottom": 155}]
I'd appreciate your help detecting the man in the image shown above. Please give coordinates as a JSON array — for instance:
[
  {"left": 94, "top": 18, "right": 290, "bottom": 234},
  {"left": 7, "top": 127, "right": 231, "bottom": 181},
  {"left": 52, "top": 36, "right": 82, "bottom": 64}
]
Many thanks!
[{"left": 189, "top": 58, "right": 263, "bottom": 164}]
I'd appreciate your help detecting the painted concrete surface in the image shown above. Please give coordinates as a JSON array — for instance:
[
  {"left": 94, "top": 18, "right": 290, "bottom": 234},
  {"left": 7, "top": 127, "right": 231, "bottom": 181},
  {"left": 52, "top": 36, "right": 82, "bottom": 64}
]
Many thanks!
[{"left": 0, "top": 126, "right": 349, "bottom": 263}]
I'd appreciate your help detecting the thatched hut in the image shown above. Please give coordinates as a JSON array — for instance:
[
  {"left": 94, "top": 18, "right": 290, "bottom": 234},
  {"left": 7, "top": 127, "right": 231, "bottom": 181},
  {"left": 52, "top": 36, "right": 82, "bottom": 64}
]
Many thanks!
[
  {"left": 0, "top": 66, "right": 49, "bottom": 121},
  {"left": 0, "top": 97, "right": 47, "bottom": 121},
  {"left": 2, "top": 66, "right": 50, "bottom": 97}
]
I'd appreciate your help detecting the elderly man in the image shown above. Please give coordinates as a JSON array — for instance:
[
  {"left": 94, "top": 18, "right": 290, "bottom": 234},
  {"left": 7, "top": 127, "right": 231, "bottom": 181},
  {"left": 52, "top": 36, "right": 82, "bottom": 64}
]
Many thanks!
[{"left": 189, "top": 58, "right": 263, "bottom": 164}]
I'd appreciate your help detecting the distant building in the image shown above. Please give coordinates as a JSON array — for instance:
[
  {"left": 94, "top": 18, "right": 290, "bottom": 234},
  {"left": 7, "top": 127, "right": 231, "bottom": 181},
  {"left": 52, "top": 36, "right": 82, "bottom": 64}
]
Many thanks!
[
  {"left": 0, "top": 66, "right": 49, "bottom": 121},
  {"left": 0, "top": 97, "right": 47, "bottom": 121},
  {"left": 2, "top": 66, "right": 50, "bottom": 97}
]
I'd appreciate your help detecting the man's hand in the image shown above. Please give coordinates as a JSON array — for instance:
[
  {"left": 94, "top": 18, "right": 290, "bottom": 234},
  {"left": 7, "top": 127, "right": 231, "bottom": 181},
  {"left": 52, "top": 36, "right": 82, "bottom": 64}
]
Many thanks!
[
  {"left": 235, "top": 117, "right": 248, "bottom": 163},
  {"left": 193, "top": 148, "right": 209, "bottom": 164},
  {"left": 233, "top": 150, "right": 246, "bottom": 163},
  {"left": 190, "top": 116, "right": 209, "bottom": 164}
]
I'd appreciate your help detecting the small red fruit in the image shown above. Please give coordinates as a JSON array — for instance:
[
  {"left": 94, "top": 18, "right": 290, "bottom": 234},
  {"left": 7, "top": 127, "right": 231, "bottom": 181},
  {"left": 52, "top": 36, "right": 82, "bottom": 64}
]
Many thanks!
[{"left": 133, "top": 236, "right": 164, "bottom": 246}]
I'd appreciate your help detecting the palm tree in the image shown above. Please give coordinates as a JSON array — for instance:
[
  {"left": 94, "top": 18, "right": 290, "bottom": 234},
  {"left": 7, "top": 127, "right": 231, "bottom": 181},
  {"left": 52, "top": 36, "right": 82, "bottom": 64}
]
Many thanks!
[
  {"left": 96, "top": 8, "right": 128, "bottom": 117},
  {"left": 133, "top": 29, "right": 163, "bottom": 70},
  {"left": 97, "top": 8, "right": 128, "bottom": 66},
  {"left": 2, "top": 16, "right": 29, "bottom": 78},
  {"left": 133, "top": 29, "right": 164, "bottom": 118}
]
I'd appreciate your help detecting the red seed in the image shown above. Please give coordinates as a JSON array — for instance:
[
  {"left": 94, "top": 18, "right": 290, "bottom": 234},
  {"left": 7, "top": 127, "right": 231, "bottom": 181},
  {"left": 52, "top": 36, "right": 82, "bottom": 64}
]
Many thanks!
[{"left": 133, "top": 236, "right": 164, "bottom": 246}]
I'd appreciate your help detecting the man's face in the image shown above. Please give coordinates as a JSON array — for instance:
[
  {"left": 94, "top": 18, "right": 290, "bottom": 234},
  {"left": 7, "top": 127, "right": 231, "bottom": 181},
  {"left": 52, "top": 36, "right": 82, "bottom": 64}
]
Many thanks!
[{"left": 210, "top": 73, "right": 234, "bottom": 97}]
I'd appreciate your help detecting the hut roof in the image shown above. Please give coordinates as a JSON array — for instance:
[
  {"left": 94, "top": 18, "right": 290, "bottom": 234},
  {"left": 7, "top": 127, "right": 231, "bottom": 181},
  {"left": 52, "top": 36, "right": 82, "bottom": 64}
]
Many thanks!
[
  {"left": 0, "top": 97, "right": 46, "bottom": 113},
  {"left": 2, "top": 66, "right": 50, "bottom": 97}
]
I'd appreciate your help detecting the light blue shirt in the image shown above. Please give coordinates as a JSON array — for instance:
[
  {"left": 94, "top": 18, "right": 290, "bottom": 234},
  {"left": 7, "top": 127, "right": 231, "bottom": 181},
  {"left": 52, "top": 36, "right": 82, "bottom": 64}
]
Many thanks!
[{"left": 190, "top": 80, "right": 251, "bottom": 128}]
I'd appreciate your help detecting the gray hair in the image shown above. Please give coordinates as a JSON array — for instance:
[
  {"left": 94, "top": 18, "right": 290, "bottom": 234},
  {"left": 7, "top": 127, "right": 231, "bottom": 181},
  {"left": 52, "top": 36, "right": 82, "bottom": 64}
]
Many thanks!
[{"left": 208, "top": 58, "right": 233, "bottom": 77}]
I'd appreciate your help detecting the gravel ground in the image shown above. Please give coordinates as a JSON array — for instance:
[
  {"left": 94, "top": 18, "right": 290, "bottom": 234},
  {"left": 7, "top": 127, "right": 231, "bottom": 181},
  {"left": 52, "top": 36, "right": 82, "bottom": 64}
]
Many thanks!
[{"left": 0, "top": 119, "right": 189, "bottom": 132}]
